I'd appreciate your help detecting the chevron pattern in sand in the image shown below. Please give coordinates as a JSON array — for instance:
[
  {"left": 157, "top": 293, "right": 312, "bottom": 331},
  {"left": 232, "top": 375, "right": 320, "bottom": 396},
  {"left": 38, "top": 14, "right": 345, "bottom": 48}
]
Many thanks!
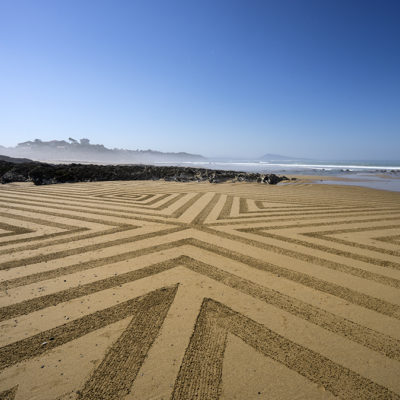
[{"left": 0, "top": 180, "right": 399, "bottom": 399}]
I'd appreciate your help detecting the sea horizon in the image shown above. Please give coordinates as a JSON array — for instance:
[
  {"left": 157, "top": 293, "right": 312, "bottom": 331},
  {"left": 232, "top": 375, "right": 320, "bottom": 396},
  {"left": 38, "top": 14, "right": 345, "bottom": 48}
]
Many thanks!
[{"left": 155, "top": 159, "right": 400, "bottom": 173}]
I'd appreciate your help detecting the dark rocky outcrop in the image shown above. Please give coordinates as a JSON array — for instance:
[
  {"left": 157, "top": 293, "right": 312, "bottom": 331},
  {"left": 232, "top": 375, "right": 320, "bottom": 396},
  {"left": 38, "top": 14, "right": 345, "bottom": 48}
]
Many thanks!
[{"left": 0, "top": 159, "right": 288, "bottom": 186}]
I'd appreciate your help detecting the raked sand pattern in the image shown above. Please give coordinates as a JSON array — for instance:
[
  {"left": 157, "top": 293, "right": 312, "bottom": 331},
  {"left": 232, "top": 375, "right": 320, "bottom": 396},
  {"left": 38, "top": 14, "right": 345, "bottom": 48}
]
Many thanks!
[{"left": 0, "top": 180, "right": 399, "bottom": 399}]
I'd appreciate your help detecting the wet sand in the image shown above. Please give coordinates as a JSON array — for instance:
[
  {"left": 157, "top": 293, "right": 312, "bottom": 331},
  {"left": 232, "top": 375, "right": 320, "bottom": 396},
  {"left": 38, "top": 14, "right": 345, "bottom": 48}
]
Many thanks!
[
  {"left": 287, "top": 174, "right": 400, "bottom": 192},
  {"left": 0, "top": 180, "right": 399, "bottom": 399}
]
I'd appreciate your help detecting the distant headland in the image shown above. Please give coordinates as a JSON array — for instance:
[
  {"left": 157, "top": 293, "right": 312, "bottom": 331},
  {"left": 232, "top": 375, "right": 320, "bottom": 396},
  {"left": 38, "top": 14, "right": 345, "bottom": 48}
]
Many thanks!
[{"left": 0, "top": 138, "right": 206, "bottom": 164}]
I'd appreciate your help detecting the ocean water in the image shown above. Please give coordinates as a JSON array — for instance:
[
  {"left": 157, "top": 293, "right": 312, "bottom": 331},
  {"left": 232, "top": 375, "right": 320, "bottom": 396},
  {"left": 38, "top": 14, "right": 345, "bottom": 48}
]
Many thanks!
[{"left": 154, "top": 160, "right": 400, "bottom": 192}]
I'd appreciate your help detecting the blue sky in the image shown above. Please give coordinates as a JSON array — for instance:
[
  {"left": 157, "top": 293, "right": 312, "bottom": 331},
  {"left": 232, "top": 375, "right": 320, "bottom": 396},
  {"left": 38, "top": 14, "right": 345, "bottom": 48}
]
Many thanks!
[{"left": 0, "top": 0, "right": 399, "bottom": 160}]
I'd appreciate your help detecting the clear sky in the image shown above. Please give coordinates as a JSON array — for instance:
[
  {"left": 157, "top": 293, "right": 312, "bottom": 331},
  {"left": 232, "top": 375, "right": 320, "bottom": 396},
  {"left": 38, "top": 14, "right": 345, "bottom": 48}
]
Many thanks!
[{"left": 1, "top": 0, "right": 399, "bottom": 160}]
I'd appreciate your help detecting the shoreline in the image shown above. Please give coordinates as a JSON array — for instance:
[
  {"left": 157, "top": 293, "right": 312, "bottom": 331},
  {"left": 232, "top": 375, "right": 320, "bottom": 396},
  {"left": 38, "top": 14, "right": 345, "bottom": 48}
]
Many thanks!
[
  {"left": 287, "top": 174, "right": 400, "bottom": 192},
  {"left": 2, "top": 155, "right": 400, "bottom": 191}
]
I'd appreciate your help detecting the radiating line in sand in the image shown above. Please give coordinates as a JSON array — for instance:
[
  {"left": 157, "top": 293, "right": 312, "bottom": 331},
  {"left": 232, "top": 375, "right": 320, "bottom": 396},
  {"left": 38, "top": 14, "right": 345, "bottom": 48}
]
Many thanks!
[{"left": 0, "top": 180, "right": 399, "bottom": 399}]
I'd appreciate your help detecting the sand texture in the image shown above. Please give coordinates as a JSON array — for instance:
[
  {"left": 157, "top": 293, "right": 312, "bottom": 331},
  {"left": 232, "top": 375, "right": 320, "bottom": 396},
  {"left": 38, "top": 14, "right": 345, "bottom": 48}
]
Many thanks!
[{"left": 0, "top": 180, "right": 399, "bottom": 399}]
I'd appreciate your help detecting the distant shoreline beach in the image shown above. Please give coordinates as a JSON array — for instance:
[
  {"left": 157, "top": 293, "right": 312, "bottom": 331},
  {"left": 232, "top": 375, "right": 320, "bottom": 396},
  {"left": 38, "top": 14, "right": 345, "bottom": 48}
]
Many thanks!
[{"left": 154, "top": 160, "right": 400, "bottom": 192}]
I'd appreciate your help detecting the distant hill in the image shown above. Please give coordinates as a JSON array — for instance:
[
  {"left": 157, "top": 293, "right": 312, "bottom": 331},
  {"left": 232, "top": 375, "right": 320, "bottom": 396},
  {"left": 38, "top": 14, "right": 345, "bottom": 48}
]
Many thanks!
[
  {"left": 0, "top": 154, "right": 35, "bottom": 163},
  {"left": 0, "top": 138, "right": 206, "bottom": 164}
]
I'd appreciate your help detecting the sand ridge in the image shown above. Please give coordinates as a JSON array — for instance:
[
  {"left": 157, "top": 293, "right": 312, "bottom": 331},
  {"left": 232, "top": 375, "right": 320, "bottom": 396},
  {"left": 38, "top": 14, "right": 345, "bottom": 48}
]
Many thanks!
[{"left": 0, "top": 180, "right": 399, "bottom": 399}]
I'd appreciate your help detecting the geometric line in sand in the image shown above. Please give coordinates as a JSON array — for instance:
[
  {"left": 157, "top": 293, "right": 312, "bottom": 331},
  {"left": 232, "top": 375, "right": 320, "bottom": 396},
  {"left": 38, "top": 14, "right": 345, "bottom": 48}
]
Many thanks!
[
  {"left": 172, "top": 298, "right": 399, "bottom": 400},
  {"left": 1, "top": 181, "right": 399, "bottom": 399}
]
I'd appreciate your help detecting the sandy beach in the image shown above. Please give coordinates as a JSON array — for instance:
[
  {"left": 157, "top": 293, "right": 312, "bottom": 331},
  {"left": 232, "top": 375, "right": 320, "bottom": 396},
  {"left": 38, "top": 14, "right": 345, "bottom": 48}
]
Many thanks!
[{"left": 0, "top": 179, "right": 399, "bottom": 399}]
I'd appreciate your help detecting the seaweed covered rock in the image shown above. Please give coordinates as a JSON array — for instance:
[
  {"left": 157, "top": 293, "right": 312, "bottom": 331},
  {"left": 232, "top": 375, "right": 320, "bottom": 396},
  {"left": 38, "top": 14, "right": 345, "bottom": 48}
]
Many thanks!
[
  {"left": 0, "top": 160, "right": 288, "bottom": 186},
  {"left": 1, "top": 170, "right": 27, "bottom": 183}
]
